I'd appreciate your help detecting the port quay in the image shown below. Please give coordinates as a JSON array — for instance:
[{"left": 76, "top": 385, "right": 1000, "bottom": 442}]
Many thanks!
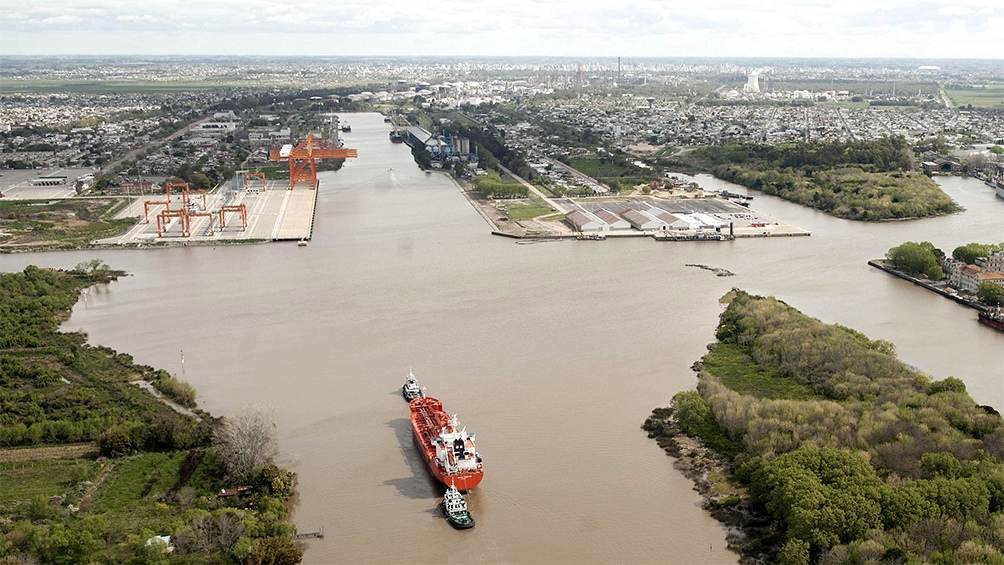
[{"left": 101, "top": 178, "right": 318, "bottom": 245}]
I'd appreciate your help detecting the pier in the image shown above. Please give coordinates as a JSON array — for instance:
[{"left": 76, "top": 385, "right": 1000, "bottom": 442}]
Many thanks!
[{"left": 292, "top": 526, "right": 324, "bottom": 540}]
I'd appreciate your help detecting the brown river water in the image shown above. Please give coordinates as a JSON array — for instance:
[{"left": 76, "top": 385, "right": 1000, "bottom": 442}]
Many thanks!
[{"left": 4, "top": 112, "right": 1003, "bottom": 564}]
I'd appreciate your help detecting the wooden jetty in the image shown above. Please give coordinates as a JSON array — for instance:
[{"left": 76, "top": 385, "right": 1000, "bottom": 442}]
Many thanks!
[{"left": 292, "top": 526, "right": 324, "bottom": 540}]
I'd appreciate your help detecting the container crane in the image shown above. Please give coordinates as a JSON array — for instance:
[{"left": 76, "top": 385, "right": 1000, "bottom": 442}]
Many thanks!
[{"left": 268, "top": 134, "right": 357, "bottom": 189}]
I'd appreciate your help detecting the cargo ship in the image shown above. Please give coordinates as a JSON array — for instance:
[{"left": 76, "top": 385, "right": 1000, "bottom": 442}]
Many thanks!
[
  {"left": 979, "top": 308, "right": 1004, "bottom": 331},
  {"left": 409, "top": 395, "right": 483, "bottom": 491}
]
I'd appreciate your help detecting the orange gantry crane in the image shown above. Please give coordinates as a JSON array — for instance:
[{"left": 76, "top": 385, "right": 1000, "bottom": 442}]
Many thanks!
[
  {"left": 152, "top": 181, "right": 217, "bottom": 237},
  {"left": 143, "top": 182, "right": 176, "bottom": 223},
  {"left": 244, "top": 172, "right": 266, "bottom": 193},
  {"left": 268, "top": 134, "right": 357, "bottom": 189},
  {"left": 219, "top": 204, "right": 248, "bottom": 231}
]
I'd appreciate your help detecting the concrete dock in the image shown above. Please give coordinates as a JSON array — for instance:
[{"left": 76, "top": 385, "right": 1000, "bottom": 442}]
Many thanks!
[{"left": 97, "top": 179, "right": 317, "bottom": 245}]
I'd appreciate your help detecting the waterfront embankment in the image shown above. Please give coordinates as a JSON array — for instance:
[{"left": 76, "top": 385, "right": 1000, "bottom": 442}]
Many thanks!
[{"left": 867, "top": 259, "right": 989, "bottom": 313}]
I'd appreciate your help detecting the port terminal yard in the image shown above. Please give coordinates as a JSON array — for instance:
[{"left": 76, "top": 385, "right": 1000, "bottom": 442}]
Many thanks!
[{"left": 98, "top": 178, "right": 317, "bottom": 245}]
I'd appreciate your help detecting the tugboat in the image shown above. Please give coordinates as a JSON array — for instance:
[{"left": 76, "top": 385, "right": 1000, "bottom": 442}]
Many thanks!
[
  {"left": 402, "top": 369, "right": 421, "bottom": 401},
  {"left": 441, "top": 483, "right": 475, "bottom": 529}
]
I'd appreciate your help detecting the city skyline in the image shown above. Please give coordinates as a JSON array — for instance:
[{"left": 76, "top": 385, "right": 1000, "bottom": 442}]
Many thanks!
[{"left": 2, "top": 0, "right": 1001, "bottom": 60}]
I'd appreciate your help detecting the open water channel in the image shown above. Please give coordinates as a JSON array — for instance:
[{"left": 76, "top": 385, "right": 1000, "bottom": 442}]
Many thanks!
[{"left": 4, "top": 112, "right": 1003, "bottom": 564}]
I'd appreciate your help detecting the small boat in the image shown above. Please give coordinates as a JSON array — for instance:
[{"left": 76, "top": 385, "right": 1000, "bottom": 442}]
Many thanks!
[
  {"left": 298, "top": 239, "right": 307, "bottom": 247},
  {"left": 402, "top": 369, "right": 421, "bottom": 401},
  {"left": 441, "top": 483, "right": 475, "bottom": 529}
]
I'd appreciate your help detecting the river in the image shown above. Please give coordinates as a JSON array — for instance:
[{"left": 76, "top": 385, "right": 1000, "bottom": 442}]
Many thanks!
[{"left": 4, "top": 112, "right": 1002, "bottom": 564}]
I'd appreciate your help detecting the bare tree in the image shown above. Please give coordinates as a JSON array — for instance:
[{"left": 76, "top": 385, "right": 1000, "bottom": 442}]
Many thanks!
[{"left": 213, "top": 403, "right": 278, "bottom": 481}]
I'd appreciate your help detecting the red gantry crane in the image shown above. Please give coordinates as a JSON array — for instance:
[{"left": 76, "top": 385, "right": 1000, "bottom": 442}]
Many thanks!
[
  {"left": 268, "top": 134, "right": 357, "bottom": 189},
  {"left": 244, "top": 172, "right": 267, "bottom": 193}
]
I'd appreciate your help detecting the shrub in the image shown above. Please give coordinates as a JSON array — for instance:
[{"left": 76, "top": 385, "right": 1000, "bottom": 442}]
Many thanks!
[{"left": 98, "top": 427, "right": 133, "bottom": 457}]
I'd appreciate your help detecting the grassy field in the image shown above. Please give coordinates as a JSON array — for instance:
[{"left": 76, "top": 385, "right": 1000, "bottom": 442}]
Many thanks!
[
  {"left": 0, "top": 198, "right": 136, "bottom": 250},
  {"left": 0, "top": 458, "right": 101, "bottom": 509},
  {"left": 502, "top": 197, "right": 554, "bottom": 220},
  {"left": 568, "top": 158, "right": 632, "bottom": 179},
  {"left": 698, "top": 343, "right": 821, "bottom": 401},
  {"left": 946, "top": 86, "right": 1004, "bottom": 109}
]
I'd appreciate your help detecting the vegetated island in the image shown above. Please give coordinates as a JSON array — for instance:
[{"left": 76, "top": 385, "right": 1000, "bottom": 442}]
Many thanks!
[
  {"left": 644, "top": 289, "right": 1004, "bottom": 565},
  {"left": 674, "top": 136, "right": 962, "bottom": 221},
  {"left": 0, "top": 263, "right": 305, "bottom": 564}
]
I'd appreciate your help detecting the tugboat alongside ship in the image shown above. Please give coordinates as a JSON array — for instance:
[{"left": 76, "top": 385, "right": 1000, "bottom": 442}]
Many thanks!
[
  {"left": 402, "top": 369, "right": 421, "bottom": 401},
  {"left": 441, "top": 483, "right": 475, "bottom": 529},
  {"left": 401, "top": 371, "right": 482, "bottom": 528}
]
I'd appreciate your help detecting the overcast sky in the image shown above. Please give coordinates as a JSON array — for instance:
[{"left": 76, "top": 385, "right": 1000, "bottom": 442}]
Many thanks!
[{"left": 1, "top": 0, "right": 1001, "bottom": 59}]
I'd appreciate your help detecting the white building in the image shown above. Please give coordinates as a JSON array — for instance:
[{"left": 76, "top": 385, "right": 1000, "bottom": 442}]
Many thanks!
[
  {"left": 566, "top": 209, "right": 607, "bottom": 232},
  {"left": 593, "top": 209, "right": 631, "bottom": 230},
  {"left": 976, "top": 251, "right": 1004, "bottom": 272},
  {"left": 195, "top": 122, "right": 237, "bottom": 136},
  {"left": 656, "top": 212, "right": 701, "bottom": 230},
  {"left": 621, "top": 208, "right": 666, "bottom": 231}
]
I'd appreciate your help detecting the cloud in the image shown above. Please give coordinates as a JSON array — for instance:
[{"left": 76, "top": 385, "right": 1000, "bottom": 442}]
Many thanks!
[
  {"left": 1, "top": 0, "right": 1001, "bottom": 58},
  {"left": 939, "top": 6, "right": 974, "bottom": 15}
]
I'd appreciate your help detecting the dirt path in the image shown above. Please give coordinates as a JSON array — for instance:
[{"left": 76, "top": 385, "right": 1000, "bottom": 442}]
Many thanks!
[{"left": 79, "top": 461, "right": 115, "bottom": 509}]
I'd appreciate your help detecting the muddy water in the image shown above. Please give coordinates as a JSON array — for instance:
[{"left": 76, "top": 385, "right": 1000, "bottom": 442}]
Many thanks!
[{"left": 6, "top": 112, "right": 1002, "bottom": 563}]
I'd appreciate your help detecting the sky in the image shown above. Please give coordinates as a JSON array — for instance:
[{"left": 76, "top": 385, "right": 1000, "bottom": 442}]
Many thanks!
[{"left": 1, "top": 0, "right": 1001, "bottom": 59}]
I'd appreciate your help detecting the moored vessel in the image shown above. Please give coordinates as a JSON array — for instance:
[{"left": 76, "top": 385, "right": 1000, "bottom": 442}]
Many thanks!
[
  {"left": 409, "top": 395, "right": 483, "bottom": 491},
  {"left": 441, "top": 483, "right": 475, "bottom": 529},
  {"left": 402, "top": 369, "right": 421, "bottom": 401},
  {"left": 979, "top": 307, "right": 1004, "bottom": 331}
]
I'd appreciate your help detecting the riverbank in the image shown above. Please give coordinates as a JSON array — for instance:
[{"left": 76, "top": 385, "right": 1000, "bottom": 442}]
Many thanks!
[
  {"left": 2, "top": 237, "right": 271, "bottom": 254},
  {"left": 0, "top": 266, "right": 305, "bottom": 563},
  {"left": 447, "top": 171, "right": 810, "bottom": 242},
  {"left": 867, "top": 259, "right": 988, "bottom": 312},
  {"left": 642, "top": 407, "right": 776, "bottom": 563}
]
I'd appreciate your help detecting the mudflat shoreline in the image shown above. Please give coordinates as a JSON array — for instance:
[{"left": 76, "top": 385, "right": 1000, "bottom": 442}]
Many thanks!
[{"left": 643, "top": 407, "right": 781, "bottom": 564}]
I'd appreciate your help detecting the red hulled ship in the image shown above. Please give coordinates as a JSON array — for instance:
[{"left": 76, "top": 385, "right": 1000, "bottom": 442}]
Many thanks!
[
  {"left": 979, "top": 308, "right": 1004, "bottom": 332},
  {"left": 409, "top": 395, "right": 483, "bottom": 491}
]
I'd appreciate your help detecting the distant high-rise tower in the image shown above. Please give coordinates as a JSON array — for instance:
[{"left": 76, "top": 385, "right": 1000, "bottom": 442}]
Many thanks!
[{"left": 745, "top": 72, "right": 760, "bottom": 93}]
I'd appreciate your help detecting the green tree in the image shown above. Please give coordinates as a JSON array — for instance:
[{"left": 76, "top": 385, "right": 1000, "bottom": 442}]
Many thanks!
[
  {"left": 886, "top": 241, "right": 944, "bottom": 279},
  {"left": 246, "top": 536, "right": 302, "bottom": 565},
  {"left": 749, "top": 448, "right": 885, "bottom": 552},
  {"left": 953, "top": 242, "right": 1004, "bottom": 264},
  {"left": 777, "top": 539, "right": 810, "bottom": 565},
  {"left": 977, "top": 281, "right": 1004, "bottom": 305},
  {"left": 73, "top": 259, "right": 110, "bottom": 280}
]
